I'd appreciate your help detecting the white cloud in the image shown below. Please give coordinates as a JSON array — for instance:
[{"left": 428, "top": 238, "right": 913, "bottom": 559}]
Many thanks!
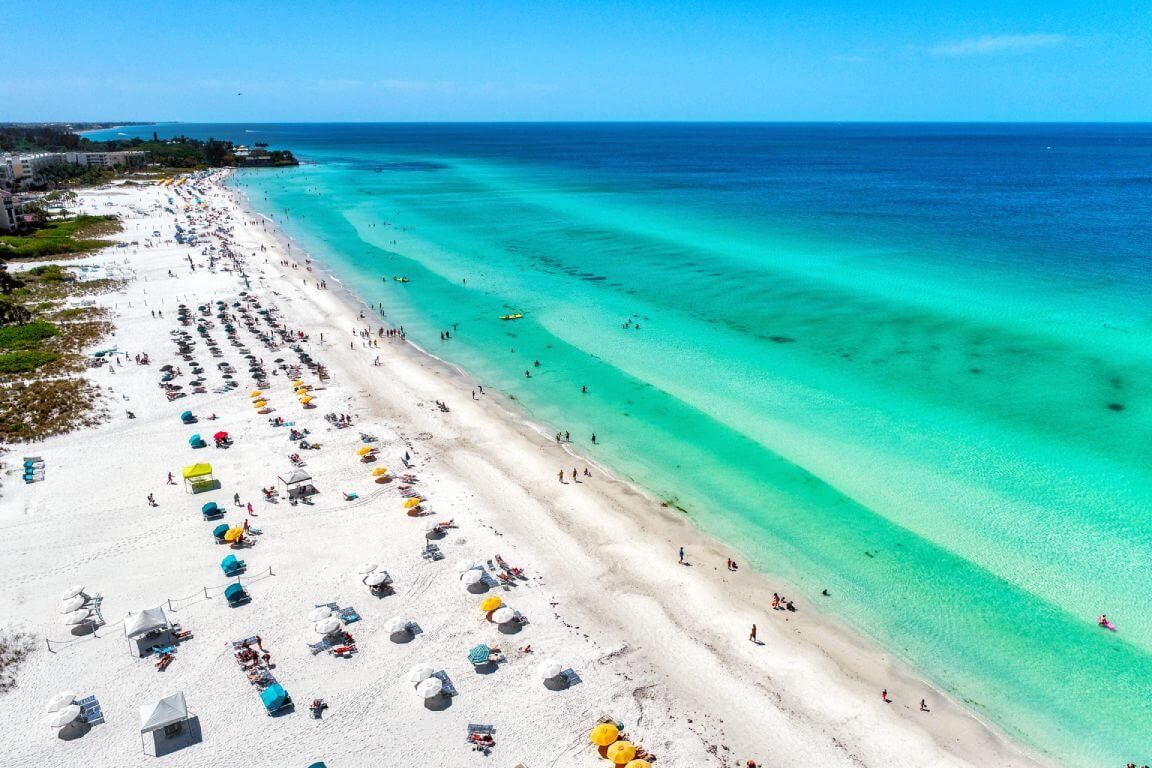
[{"left": 930, "top": 33, "right": 1068, "bottom": 56}]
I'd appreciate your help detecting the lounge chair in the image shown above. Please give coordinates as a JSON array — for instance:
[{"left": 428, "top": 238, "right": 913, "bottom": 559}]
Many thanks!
[
  {"left": 421, "top": 543, "right": 443, "bottom": 561},
  {"left": 431, "top": 670, "right": 457, "bottom": 696},
  {"left": 77, "top": 695, "right": 104, "bottom": 725}
]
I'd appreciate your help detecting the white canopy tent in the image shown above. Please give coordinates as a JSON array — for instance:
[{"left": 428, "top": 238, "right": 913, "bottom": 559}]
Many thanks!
[
  {"left": 139, "top": 691, "right": 191, "bottom": 755},
  {"left": 125, "top": 607, "right": 172, "bottom": 657},
  {"left": 277, "top": 469, "right": 316, "bottom": 500}
]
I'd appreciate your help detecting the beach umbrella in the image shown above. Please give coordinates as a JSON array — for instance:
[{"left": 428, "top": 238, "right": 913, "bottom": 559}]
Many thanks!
[
  {"left": 308, "top": 606, "right": 332, "bottom": 622},
  {"left": 63, "top": 609, "right": 90, "bottom": 625},
  {"left": 60, "top": 585, "right": 85, "bottom": 601},
  {"left": 293, "top": 379, "right": 304, "bottom": 387},
  {"left": 249, "top": 390, "right": 262, "bottom": 398},
  {"left": 356, "top": 446, "right": 374, "bottom": 457},
  {"left": 224, "top": 527, "right": 244, "bottom": 542},
  {"left": 371, "top": 467, "right": 389, "bottom": 477},
  {"left": 538, "top": 659, "right": 564, "bottom": 679},
  {"left": 213, "top": 431, "right": 228, "bottom": 441},
  {"left": 252, "top": 400, "right": 267, "bottom": 408},
  {"left": 468, "top": 644, "right": 491, "bottom": 665},
  {"left": 406, "top": 664, "right": 435, "bottom": 683},
  {"left": 589, "top": 723, "right": 619, "bottom": 746},
  {"left": 45, "top": 705, "right": 81, "bottom": 728},
  {"left": 491, "top": 607, "right": 515, "bottom": 624},
  {"left": 44, "top": 691, "right": 77, "bottom": 713},
  {"left": 314, "top": 617, "right": 342, "bottom": 635},
  {"left": 59, "top": 596, "right": 86, "bottom": 613},
  {"left": 416, "top": 677, "right": 443, "bottom": 699},
  {"left": 460, "top": 569, "right": 483, "bottom": 586},
  {"left": 355, "top": 561, "right": 378, "bottom": 575},
  {"left": 384, "top": 616, "right": 410, "bottom": 635},
  {"left": 607, "top": 741, "right": 637, "bottom": 764},
  {"left": 300, "top": 396, "right": 313, "bottom": 405},
  {"left": 455, "top": 559, "right": 478, "bottom": 574},
  {"left": 479, "top": 596, "right": 503, "bottom": 612},
  {"left": 403, "top": 497, "right": 422, "bottom": 509},
  {"left": 624, "top": 761, "right": 653, "bottom": 768},
  {"left": 365, "top": 571, "right": 390, "bottom": 586}
]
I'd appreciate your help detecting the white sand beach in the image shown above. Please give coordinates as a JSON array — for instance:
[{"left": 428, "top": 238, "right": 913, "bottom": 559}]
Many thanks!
[{"left": 0, "top": 172, "right": 1049, "bottom": 768}]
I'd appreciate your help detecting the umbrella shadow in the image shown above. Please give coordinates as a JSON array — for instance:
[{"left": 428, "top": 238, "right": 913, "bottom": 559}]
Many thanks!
[
  {"left": 473, "top": 661, "right": 499, "bottom": 676},
  {"left": 543, "top": 676, "right": 570, "bottom": 692},
  {"left": 423, "top": 694, "right": 452, "bottom": 712},
  {"left": 497, "top": 622, "right": 523, "bottom": 636},
  {"left": 57, "top": 720, "right": 92, "bottom": 741},
  {"left": 389, "top": 630, "right": 415, "bottom": 645},
  {"left": 466, "top": 582, "right": 490, "bottom": 595},
  {"left": 424, "top": 529, "right": 446, "bottom": 541},
  {"left": 70, "top": 623, "right": 97, "bottom": 638}
]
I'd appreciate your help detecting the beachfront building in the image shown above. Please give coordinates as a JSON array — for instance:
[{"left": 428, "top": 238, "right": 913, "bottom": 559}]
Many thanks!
[
  {"left": 64, "top": 150, "right": 148, "bottom": 169},
  {"left": 1, "top": 152, "right": 66, "bottom": 185},
  {"left": 0, "top": 191, "right": 36, "bottom": 233}
]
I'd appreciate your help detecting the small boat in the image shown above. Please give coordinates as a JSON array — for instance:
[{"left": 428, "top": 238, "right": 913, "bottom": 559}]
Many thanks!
[
  {"left": 500, "top": 313, "right": 523, "bottom": 320},
  {"left": 393, "top": 276, "right": 410, "bottom": 283}
]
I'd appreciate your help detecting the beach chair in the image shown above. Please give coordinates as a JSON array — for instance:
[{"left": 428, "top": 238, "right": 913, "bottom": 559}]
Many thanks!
[
  {"left": 466, "top": 723, "right": 495, "bottom": 740},
  {"left": 77, "top": 695, "right": 104, "bottom": 725},
  {"left": 224, "top": 583, "right": 249, "bottom": 606},
  {"left": 561, "top": 668, "right": 583, "bottom": 686},
  {"left": 88, "top": 595, "right": 104, "bottom": 626},
  {"left": 431, "top": 670, "right": 457, "bottom": 696},
  {"left": 338, "top": 607, "right": 360, "bottom": 624},
  {"left": 480, "top": 571, "right": 501, "bottom": 589},
  {"left": 421, "top": 543, "right": 443, "bottom": 561},
  {"left": 308, "top": 637, "right": 337, "bottom": 656}
]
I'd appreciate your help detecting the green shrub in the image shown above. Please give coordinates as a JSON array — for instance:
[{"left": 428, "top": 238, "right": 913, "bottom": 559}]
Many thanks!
[
  {"left": 0, "top": 320, "right": 57, "bottom": 350},
  {"left": 0, "top": 349, "right": 58, "bottom": 373}
]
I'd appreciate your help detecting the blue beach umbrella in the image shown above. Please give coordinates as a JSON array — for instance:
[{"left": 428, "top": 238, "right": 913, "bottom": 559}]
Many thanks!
[{"left": 468, "top": 644, "right": 491, "bottom": 665}]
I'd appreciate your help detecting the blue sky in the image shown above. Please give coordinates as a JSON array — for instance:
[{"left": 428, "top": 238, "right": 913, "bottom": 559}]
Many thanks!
[{"left": 6, "top": 0, "right": 1151, "bottom": 121}]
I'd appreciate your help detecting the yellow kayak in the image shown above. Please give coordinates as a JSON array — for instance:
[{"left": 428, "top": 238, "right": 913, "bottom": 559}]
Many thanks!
[
  {"left": 500, "top": 313, "right": 523, "bottom": 320},
  {"left": 393, "top": 276, "right": 410, "bottom": 283}
]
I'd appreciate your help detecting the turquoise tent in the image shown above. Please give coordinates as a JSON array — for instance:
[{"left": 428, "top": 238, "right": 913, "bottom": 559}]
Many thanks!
[
  {"left": 260, "top": 683, "right": 288, "bottom": 712},
  {"left": 212, "top": 523, "right": 229, "bottom": 539},
  {"left": 224, "top": 583, "right": 247, "bottom": 605}
]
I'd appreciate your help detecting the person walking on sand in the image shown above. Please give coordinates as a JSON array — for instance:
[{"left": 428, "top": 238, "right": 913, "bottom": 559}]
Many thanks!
[
  {"left": 881, "top": 689, "right": 889, "bottom": 702},
  {"left": 749, "top": 624, "right": 757, "bottom": 642},
  {"left": 558, "top": 469, "right": 564, "bottom": 483},
  {"left": 247, "top": 501, "right": 254, "bottom": 515},
  {"left": 678, "top": 546, "right": 685, "bottom": 564},
  {"left": 167, "top": 472, "right": 174, "bottom": 485},
  {"left": 234, "top": 493, "right": 241, "bottom": 507},
  {"left": 920, "top": 698, "right": 929, "bottom": 712}
]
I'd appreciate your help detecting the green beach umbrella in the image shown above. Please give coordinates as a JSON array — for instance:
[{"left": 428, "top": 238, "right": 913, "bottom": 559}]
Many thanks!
[{"left": 468, "top": 644, "right": 491, "bottom": 665}]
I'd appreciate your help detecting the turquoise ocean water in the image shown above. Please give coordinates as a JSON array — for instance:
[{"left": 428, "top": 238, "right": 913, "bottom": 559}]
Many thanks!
[{"left": 96, "top": 124, "right": 1151, "bottom": 764}]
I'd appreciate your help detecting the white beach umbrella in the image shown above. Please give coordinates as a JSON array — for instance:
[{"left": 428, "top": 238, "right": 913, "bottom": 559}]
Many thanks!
[
  {"left": 314, "top": 617, "right": 342, "bottom": 635},
  {"left": 355, "top": 562, "right": 378, "bottom": 575},
  {"left": 44, "top": 691, "right": 77, "bottom": 713},
  {"left": 307, "top": 606, "right": 333, "bottom": 623},
  {"left": 62, "top": 609, "right": 90, "bottom": 626},
  {"left": 460, "top": 569, "right": 483, "bottom": 586},
  {"left": 538, "top": 659, "right": 564, "bottom": 680},
  {"left": 45, "top": 705, "right": 81, "bottom": 728},
  {"left": 365, "top": 571, "right": 390, "bottom": 586},
  {"left": 416, "top": 677, "right": 443, "bottom": 699},
  {"left": 490, "top": 607, "right": 515, "bottom": 624},
  {"left": 60, "top": 585, "right": 86, "bottom": 601},
  {"left": 406, "top": 664, "right": 435, "bottom": 683},
  {"left": 454, "top": 559, "right": 478, "bottom": 574},
  {"left": 384, "top": 616, "right": 410, "bottom": 635},
  {"left": 59, "top": 596, "right": 86, "bottom": 613}
]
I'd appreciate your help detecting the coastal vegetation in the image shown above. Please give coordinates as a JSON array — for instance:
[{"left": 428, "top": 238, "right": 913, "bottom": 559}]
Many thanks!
[
  {"left": 0, "top": 215, "right": 119, "bottom": 259},
  {"left": 0, "top": 240, "right": 117, "bottom": 440}
]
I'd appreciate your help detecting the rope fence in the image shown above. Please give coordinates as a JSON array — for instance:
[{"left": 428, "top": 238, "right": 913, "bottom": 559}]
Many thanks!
[{"left": 44, "top": 566, "right": 275, "bottom": 653}]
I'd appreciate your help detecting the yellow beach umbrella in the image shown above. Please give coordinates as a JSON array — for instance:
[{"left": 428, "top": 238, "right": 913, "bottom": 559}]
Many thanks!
[
  {"left": 300, "top": 396, "right": 313, "bottom": 405},
  {"left": 371, "top": 467, "right": 389, "bottom": 477},
  {"left": 249, "top": 390, "right": 262, "bottom": 398},
  {"left": 224, "top": 527, "right": 244, "bottom": 542},
  {"left": 403, "top": 497, "right": 422, "bottom": 509},
  {"left": 606, "top": 741, "right": 636, "bottom": 764},
  {"left": 252, "top": 399, "right": 267, "bottom": 408},
  {"left": 356, "top": 446, "right": 375, "bottom": 457},
  {"left": 589, "top": 723, "right": 619, "bottom": 746},
  {"left": 480, "top": 596, "right": 503, "bottom": 612},
  {"left": 293, "top": 379, "right": 304, "bottom": 387},
  {"left": 624, "top": 761, "right": 652, "bottom": 768}
]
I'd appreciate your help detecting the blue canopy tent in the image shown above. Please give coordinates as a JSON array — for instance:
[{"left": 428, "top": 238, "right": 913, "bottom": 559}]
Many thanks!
[
  {"left": 260, "top": 683, "right": 289, "bottom": 714},
  {"left": 180, "top": 411, "right": 195, "bottom": 424},
  {"left": 211, "top": 523, "right": 229, "bottom": 541},
  {"left": 221, "top": 554, "right": 245, "bottom": 576},
  {"left": 201, "top": 501, "right": 220, "bottom": 518},
  {"left": 224, "top": 583, "right": 248, "bottom": 606},
  {"left": 189, "top": 434, "right": 206, "bottom": 449}
]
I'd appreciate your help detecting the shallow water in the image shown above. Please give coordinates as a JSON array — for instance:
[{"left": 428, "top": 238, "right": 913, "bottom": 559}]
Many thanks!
[{"left": 98, "top": 123, "right": 1152, "bottom": 764}]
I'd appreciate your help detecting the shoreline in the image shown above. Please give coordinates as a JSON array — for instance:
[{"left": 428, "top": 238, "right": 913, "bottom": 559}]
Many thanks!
[
  {"left": 224, "top": 173, "right": 1051, "bottom": 766},
  {"left": 0, "top": 171, "right": 1052, "bottom": 767}
]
